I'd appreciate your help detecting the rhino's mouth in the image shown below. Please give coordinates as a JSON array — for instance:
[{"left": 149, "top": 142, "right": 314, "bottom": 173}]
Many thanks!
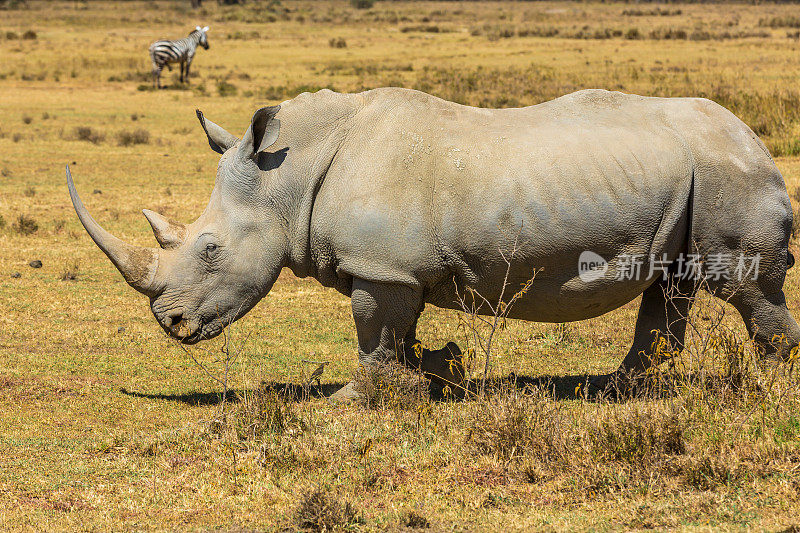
[{"left": 179, "top": 318, "right": 226, "bottom": 345}]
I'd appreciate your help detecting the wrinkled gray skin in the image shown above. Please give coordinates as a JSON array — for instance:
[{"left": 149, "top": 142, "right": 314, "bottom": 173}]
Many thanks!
[{"left": 68, "top": 88, "right": 800, "bottom": 399}]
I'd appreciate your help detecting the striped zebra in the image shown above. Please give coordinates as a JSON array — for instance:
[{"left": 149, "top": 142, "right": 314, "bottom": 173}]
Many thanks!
[{"left": 149, "top": 26, "right": 209, "bottom": 89}]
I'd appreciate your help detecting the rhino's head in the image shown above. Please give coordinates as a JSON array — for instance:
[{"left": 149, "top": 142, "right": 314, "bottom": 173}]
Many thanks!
[{"left": 68, "top": 106, "right": 285, "bottom": 344}]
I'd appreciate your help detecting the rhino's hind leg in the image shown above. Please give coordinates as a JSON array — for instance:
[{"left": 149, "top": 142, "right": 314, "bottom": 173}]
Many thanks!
[
  {"left": 329, "top": 278, "right": 464, "bottom": 401},
  {"left": 732, "top": 291, "right": 800, "bottom": 362},
  {"left": 596, "top": 274, "right": 695, "bottom": 395}
]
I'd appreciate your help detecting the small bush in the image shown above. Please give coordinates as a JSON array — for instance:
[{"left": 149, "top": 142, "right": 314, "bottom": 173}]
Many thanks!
[
  {"left": 21, "top": 29, "right": 36, "bottom": 40},
  {"left": 759, "top": 16, "right": 800, "bottom": 29},
  {"left": 625, "top": 28, "right": 641, "bottom": 40},
  {"left": 328, "top": 37, "right": 346, "bottom": 48},
  {"left": 6, "top": 31, "right": 18, "bottom": 40},
  {"left": 216, "top": 80, "right": 238, "bottom": 97},
  {"left": 22, "top": 115, "right": 31, "bottom": 124},
  {"left": 234, "top": 385, "right": 305, "bottom": 441},
  {"left": 587, "top": 403, "right": 686, "bottom": 463},
  {"left": 74, "top": 126, "right": 104, "bottom": 144},
  {"left": 60, "top": 263, "right": 78, "bottom": 281},
  {"left": 23, "top": 186, "right": 35, "bottom": 197},
  {"left": 350, "top": 0, "right": 373, "bottom": 9},
  {"left": 295, "top": 488, "right": 362, "bottom": 532},
  {"left": 12, "top": 214, "right": 38, "bottom": 235},
  {"left": 468, "top": 387, "right": 569, "bottom": 462},
  {"left": 403, "top": 510, "right": 430, "bottom": 529},
  {"left": 12, "top": 133, "right": 22, "bottom": 142},
  {"left": 116, "top": 128, "right": 150, "bottom": 146},
  {"left": 353, "top": 361, "right": 429, "bottom": 412},
  {"left": 401, "top": 25, "right": 442, "bottom": 33}
]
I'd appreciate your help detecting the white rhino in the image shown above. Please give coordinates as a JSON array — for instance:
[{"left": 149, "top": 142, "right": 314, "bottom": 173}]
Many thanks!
[{"left": 67, "top": 88, "right": 799, "bottom": 399}]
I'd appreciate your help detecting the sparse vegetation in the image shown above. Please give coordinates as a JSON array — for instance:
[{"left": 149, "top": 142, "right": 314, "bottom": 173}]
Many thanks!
[
  {"left": 73, "top": 126, "right": 105, "bottom": 144},
  {"left": 295, "top": 489, "right": 362, "bottom": 532},
  {"left": 12, "top": 214, "right": 37, "bottom": 235},
  {"left": 116, "top": 128, "right": 150, "bottom": 146},
  {"left": 350, "top": 0, "right": 374, "bottom": 9},
  {"left": 216, "top": 79, "right": 238, "bottom": 97}
]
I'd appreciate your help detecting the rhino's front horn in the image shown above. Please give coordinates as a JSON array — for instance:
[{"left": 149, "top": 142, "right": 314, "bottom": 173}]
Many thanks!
[
  {"left": 142, "top": 209, "right": 186, "bottom": 249},
  {"left": 66, "top": 165, "right": 160, "bottom": 297}
]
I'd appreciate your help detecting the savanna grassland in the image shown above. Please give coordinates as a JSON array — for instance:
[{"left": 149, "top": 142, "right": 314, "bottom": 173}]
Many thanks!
[{"left": 3, "top": 0, "right": 800, "bottom": 530}]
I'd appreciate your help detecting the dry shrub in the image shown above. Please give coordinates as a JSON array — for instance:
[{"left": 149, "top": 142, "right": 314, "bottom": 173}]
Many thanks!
[
  {"left": 683, "top": 449, "right": 746, "bottom": 490},
  {"left": 116, "top": 128, "right": 150, "bottom": 146},
  {"left": 467, "top": 386, "right": 569, "bottom": 462},
  {"left": 216, "top": 80, "right": 237, "bottom": 97},
  {"left": 74, "top": 126, "right": 105, "bottom": 144},
  {"left": 21, "top": 29, "right": 36, "bottom": 40},
  {"left": 60, "top": 263, "right": 79, "bottom": 281},
  {"left": 234, "top": 384, "right": 306, "bottom": 441},
  {"left": 352, "top": 361, "right": 429, "bottom": 411},
  {"left": 22, "top": 115, "right": 31, "bottom": 124},
  {"left": 12, "top": 214, "right": 37, "bottom": 235},
  {"left": 403, "top": 510, "right": 430, "bottom": 529},
  {"left": 328, "top": 37, "right": 346, "bottom": 48},
  {"left": 295, "top": 488, "right": 362, "bottom": 532},
  {"left": 587, "top": 401, "right": 686, "bottom": 463},
  {"left": 23, "top": 186, "right": 35, "bottom": 197},
  {"left": 759, "top": 16, "right": 800, "bottom": 29}
]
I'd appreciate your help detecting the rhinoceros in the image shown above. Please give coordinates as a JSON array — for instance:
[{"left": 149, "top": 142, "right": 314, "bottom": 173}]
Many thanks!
[{"left": 67, "top": 87, "right": 800, "bottom": 399}]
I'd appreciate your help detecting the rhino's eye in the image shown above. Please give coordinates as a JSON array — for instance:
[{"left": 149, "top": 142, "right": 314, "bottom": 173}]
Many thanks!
[{"left": 205, "top": 243, "right": 218, "bottom": 257}]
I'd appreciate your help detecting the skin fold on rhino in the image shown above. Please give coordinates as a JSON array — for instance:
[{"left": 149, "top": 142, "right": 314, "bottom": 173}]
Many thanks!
[{"left": 67, "top": 87, "right": 800, "bottom": 400}]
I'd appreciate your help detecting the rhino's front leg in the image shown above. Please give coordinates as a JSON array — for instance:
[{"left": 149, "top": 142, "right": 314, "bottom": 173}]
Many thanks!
[{"left": 329, "top": 278, "right": 464, "bottom": 401}]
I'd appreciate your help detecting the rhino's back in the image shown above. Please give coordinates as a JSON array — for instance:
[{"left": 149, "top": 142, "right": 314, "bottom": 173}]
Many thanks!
[{"left": 310, "top": 88, "right": 771, "bottom": 321}]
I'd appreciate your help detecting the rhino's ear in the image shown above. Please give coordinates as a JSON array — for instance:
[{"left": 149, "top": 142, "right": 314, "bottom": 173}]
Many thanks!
[
  {"left": 237, "top": 105, "right": 281, "bottom": 161},
  {"left": 196, "top": 109, "right": 239, "bottom": 154}
]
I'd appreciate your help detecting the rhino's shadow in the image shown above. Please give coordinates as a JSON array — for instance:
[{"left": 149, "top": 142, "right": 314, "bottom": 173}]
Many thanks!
[
  {"left": 119, "top": 374, "right": 605, "bottom": 406},
  {"left": 119, "top": 382, "right": 348, "bottom": 406}
]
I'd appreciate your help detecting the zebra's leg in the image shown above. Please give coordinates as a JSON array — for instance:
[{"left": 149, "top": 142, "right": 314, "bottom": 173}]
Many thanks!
[
  {"left": 179, "top": 60, "right": 185, "bottom": 83},
  {"left": 153, "top": 67, "right": 162, "bottom": 89},
  {"left": 184, "top": 59, "right": 192, "bottom": 84}
]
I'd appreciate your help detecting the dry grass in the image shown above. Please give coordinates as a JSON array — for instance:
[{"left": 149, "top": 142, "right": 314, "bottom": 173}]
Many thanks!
[{"left": 2, "top": 0, "right": 800, "bottom": 530}]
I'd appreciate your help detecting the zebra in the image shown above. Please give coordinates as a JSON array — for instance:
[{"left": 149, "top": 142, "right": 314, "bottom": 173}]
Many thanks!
[{"left": 149, "top": 26, "right": 209, "bottom": 89}]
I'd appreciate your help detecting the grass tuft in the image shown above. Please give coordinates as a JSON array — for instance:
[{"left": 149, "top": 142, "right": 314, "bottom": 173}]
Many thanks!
[
  {"left": 216, "top": 80, "right": 238, "bottom": 97},
  {"left": 295, "top": 488, "right": 362, "bottom": 532},
  {"left": 353, "top": 362, "right": 430, "bottom": 412},
  {"left": 12, "top": 214, "right": 37, "bottom": 235},
  {"left": 73, "top": 126, "right": 105, "bottom": 144},
  {"left": 116, "top": 128, "right": 150, "bottom": 146}
]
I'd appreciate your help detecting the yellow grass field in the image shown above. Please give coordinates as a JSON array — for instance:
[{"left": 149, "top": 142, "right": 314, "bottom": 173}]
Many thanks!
[{"left": 3, "top": 1, "right": 800, "bottom": 530}]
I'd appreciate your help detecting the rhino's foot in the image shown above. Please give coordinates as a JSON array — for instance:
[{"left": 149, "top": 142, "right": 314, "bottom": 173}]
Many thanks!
[
  {"left": 328, "top": 380, "right": 362, "bottom": 402},
  {"left": 421, "top": 341, "right": 466, "bottom": 396}
]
